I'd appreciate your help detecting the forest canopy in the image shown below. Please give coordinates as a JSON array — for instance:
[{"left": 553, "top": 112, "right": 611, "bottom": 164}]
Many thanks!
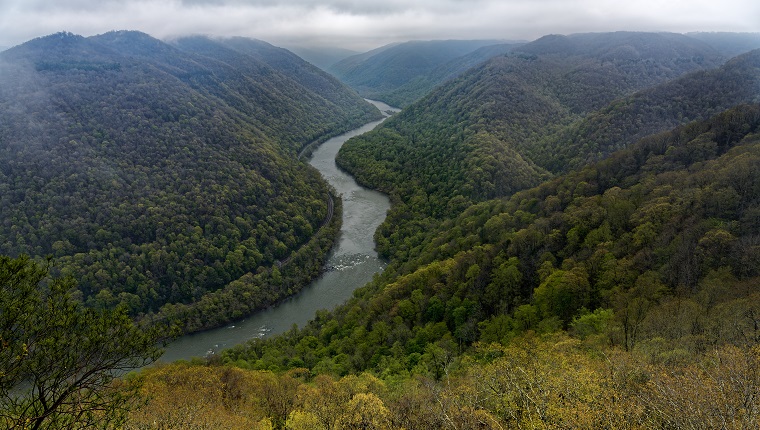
[{"left": 0, "top": 31, "right": 380, "bottom": 331}]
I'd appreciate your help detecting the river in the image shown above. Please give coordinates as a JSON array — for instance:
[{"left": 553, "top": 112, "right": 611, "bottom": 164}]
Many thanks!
[{"left": 159, "top": 100, "right": 399, "bottom": 362}]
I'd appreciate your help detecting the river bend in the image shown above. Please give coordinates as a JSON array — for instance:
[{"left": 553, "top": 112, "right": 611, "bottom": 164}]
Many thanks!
[{"left": 160, "top": 100, "right": 399, "bottom": 362}]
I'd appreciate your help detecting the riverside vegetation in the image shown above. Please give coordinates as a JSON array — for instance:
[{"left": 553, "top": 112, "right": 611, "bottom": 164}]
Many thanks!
[
  {"left": 1, "top": 31, "right": 760, "bottom": 428},
  {"left": 0, "top": 31, "right": 380, "bottom": 334},
  {"left": 128, "top": 103, "right": 760, "bottom": 429}
]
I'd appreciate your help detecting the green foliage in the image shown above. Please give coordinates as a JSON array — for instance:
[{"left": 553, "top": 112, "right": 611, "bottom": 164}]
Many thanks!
[
  {"left": 538, "top": 49, "right": 760, "bottom": 172},
  {"left": 129, "top": 334, "right": 760, "bottom": 429},
  {"left": 0, "top": 255, "right": 164, "bottom": 429},
  {"left": 0, "top": 31, "right": 379, "bottom": 332},
  {"left": 337, "top": 35, "right": 747, "bottom": 264},
  {"left": 329, "top": 39, "right": 505, "bottom": 106},
  {"left": 228, "top": 104, "right": 760, "bottom": 377}
]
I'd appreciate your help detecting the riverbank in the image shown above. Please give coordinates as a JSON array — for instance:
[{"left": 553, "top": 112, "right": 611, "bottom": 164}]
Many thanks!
[{"left": 159, "top": 100, "right": 400, "bottom": 362}]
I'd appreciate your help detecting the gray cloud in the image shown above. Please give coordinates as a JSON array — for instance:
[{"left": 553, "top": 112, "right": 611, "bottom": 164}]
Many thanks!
[{"left": 1, "top": 0, "right": 758, "bottom": 51}]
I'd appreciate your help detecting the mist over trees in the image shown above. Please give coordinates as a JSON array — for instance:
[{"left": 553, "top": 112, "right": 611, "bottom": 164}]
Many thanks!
[
  {"left": 0, "top": 31, "right": 380, "bottom": 333},
  {"left": 2, "top": 29, "right": 760, "bottom": 428}
]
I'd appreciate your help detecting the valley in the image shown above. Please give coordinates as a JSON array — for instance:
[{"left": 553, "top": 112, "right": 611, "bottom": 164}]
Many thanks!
[
  {"left": 161, "top": 100, "right": 399, "bottom": 362},
  {"left": 2, "top": 28, "right": 760, "bottom": 429}
]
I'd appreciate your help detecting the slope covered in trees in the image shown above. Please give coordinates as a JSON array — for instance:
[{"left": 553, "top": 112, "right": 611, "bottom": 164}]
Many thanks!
[
  {"left": 225, "top": 102, "right": 760, "bottom": 379},
  {"left": 134, "top": 103, "right": 760, "bottom": 429},
  {"left": 0, "top": 31, "right": 381, "bottom": 331},
  {"left": 537, "top": 49, "right": 760, "bottom": 172},
  {"left": 328, "top": 39, "right": 506, "bottom": 105},
  {"left": 337, "top": 34, "right": 754, "bottom": 263},
  {"left": 358, "top": 42, "right": 522, "bottom": 108}
]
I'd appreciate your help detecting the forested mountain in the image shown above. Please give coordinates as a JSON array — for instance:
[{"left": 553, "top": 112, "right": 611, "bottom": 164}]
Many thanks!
[
  {"left": 218, "top": 105, "right": 760, "bottom": 419},
  {"left": 686, "top": 31, "right": 760, "bottom": 57},
  {"left": 173, "top": 35, "right": 374, "bottom": 135},
  {"left": 369, "top": 42, "right": 522, "bottom": 107},
  {"left": 328, "top": 39, "right": 505, "bottom": 104},
  {"left": 0, "top": 31, "right": 381, "bottom": 331},
  {"left": 285, "top": 45, "right": 359, "bottom": 70},
  {"left": 537, "top": 49, "right": 760, "bottom": 172},
  {"left": 337, "top": 33, "right": 753, "bottom": 264}
]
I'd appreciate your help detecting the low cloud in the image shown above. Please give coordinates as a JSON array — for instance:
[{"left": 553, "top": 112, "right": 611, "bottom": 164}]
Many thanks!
[{"left": 1, "top": 0, "right": 758, "bottom": 51}]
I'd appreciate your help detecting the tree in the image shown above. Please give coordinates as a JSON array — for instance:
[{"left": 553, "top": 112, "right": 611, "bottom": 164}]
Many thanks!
[
  {"left": 533, "top": 267, "right": 591, "bottom": 326},
  {"left": 285, "top": 410, "right": 325, "bottom": 430},
  {"left": 0, "top": 255, "right": 164, "bottom": 429},
  {"left": 336, "top": 393, "right": 391, "bottom": 430}
]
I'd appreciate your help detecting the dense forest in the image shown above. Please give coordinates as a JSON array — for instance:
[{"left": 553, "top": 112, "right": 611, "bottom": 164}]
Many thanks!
[
  {"left": 0, "top": 31, "right": 381, "bottom": 332},
  {"left": 328, "top": 39, "right": 508, "bottom": 107},
  {"left": 337, "top": 39, "right": 759, "bottom": 265},
  {"left": 370, "top": 42, "right": 522, "bottom": 108},
  {"left": 225, "top": 103, "right": 760, "bottom": 373},
  {"left": 129, "top": 103, "right": 760, "bottom": 429},
  {"left": 3, "top": 30, "right": 760, "bottom": 429},
  {"left": 327, "top": 31, "right": 760, "bottom": 108}
]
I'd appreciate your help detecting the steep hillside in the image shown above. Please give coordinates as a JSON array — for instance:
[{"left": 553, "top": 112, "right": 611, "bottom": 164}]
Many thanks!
[
  {"left": 172, "top": 35, "right": 377, "bottom": 144},
  {"left": 328, "top": 39, "right": 504, "bottom": 103},
  {"left": 286, "top": 45, "right": 359, "bottom": 70},
  {"left": 538, "top": 49, "right": 760, "bottom": 172},
  {"left": 337, "top": 32, "right": 733, "bottom": 262},
  {"left": 0, "top": 31, "right": 380, "bottom": 332},
  {"left": 686, "top": 31, "right": 760, "bottom": 57},
  {"left": 226, "top": 104, "right": 760, "bottom": 378},
  {"left": 374, "top": 42, "right": 522, "bottom": 107}
]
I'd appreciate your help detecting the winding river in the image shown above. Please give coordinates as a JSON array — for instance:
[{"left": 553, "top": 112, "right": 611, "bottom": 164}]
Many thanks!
[{"left": 160, "top": 100, "right": 399, "bottom": 362}]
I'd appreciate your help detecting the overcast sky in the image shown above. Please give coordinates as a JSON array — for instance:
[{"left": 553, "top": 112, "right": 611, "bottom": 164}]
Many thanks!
[{"left": 1, "top": 0, "right": 758, "bottom": 51}]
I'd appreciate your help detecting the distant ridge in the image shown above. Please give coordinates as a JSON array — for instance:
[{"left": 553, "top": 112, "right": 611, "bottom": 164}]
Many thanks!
[
  {"left": 286, "top": 45, "right": 360, "bottom": 70},
  {"left": 336, "top": 31, "right": 744, "bottom": 262},
  {"left": 686, "top": 31, "right": 760, "bottom": 57},
  {"left": 328, "top": 39, "right": 507, "bottom": 105}
]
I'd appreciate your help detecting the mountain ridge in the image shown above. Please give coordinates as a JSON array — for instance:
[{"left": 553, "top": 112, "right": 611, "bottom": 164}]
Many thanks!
[
  {"left": 0, "top": 30, "right": 380, "bottom": 332},
  {"left": 336, "top": 31, "right": 740, "bottom": 263},
  {"left": 328, "top": 39, "right": 507, "bottom": 103}
]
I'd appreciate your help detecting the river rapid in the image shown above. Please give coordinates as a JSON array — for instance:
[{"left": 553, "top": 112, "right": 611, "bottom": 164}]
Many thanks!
[{"left": 159, "top": 100, "right": 399, "bottom": 362}]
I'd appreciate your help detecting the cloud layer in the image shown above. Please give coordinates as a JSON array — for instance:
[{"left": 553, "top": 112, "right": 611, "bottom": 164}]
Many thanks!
[{"left": 1, "top": 0, "right": 758, "bottom": 51}]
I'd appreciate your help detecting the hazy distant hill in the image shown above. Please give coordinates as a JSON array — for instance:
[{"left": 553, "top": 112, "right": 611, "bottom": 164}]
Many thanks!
[
  {"left": 686, "top": 32, "right": 760, "bottom": 57},
  {"left": 286, "top": 45, "right": 359, "bottom": 70},
  {"left": 332, "top": 32, "right": 729, "bottom": 107},
  {"left": 539, "top": 49, "right": 760, "bottom": 172},
  {"left": 0, "top": 31, "right": 380, "bottom": 331},
  {"left": 325, "top": 42, "right": 400, "bottom": 77},
  {"left": 372, "top": 42, "right": 523, "bottom": 107},
  {"left": 336, "top": 31, "right": 735, "bottom": 261},
  {"left": 328, "top": 39, "right": 505, "bottom": 104}
]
